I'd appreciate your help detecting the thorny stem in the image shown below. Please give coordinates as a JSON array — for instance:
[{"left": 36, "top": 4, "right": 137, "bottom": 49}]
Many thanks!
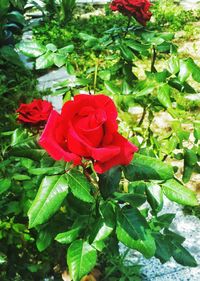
[
  {"left": 138, "top": 107, "right": 147, "bottom": 127},
  {"left": 151, "top": 44, "right": 157, "bottom": 73}
]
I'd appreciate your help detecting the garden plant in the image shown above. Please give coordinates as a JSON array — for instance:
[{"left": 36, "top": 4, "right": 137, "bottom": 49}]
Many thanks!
[{"left": 0, "top": 0, "right": 200, "bottom": 280}]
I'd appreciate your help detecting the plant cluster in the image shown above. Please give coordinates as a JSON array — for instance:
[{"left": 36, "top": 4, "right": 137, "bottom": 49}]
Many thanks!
[{"left": 0, "top": 0, "right": 200, "bottom": 280}]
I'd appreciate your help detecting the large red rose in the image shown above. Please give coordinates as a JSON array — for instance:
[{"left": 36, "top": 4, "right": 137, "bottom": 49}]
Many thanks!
[
  {"left": 16, "top": 99, "right": 53, "bottom": 125},
  {"left": 110, "top": 0, "right": 152, "bottom": 26},
  {"left": 39, "top": 94, "right": 138, "bottom": 174}
]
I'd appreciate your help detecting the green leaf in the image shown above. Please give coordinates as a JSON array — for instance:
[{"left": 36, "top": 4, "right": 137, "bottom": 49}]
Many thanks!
[
  {"left": 154, "top": 233, "right": 172, "bottom": 263},
  {"left": 35, "top": 51, "right": 55, "bottom": 69},
  {"left": 116, "top": 206, "right": 149, "bottom": 240},
  {"left": 0, "top": 178, "right": 11, "bottom": 195},
  {"left": 7, "top": 11, "right": 25, "bottom": 25},
  {"left": 29, "top": 166, "right": 64, "bottom": 176},
  {"left": 67, "top": 240, "right": 97, "bottom": 281},
  {"left": 0, "top": 46, "right": 24, "bottom": 67},
  {"left": 116, "top": 222, "right": 156, "bottom": 258},
  {"left": 157, "top": 84, "right": 172, "bottom": 108},
  {"left": 66, "top": 170, "right": 94, "bottom": 203},
  {"left": 58, "top": 45, "right": 74, "bottom": 55},
  {"left": 178, "top": 60, "right": 191, "bottom": 82},
  {"left": 55, "top": 227, "right": 80, "bottom": 244},
  {"left": 0, "top": 252, "right": 7, "bottom": 265},
  {"left": 120, "top": 45, "right": 135, "bottom": 61},
  {"left": 162, "top": 179, "right": 198, "bottom": 206},
  {"left": 53, "top": 53, "right": 66, "bottom": 67},
  {"left": 90, "top": 218, "right": 113, "bottom": 245},
  {"left": 146, "top": 183, "right": 163, "bottom": 213},
  {"left": 114, "top": 192, "right": 146, "bottom": 208},
  {"left": 172, "top": 243, "right": 197, "bottom": 267},
  {"left": 36, "top": 229, "right": 53, "bottom": 252},
  {"left": 46, "top": 43, "right": 57, "bottom": 52},
  {"left": 12, "top": 174, "right": 31, "bottom": 181},
  {"left": 123, "top": 153, "right": 174, "bottom": 181},
  {"left": 17, "top": 40, "right": 46, "bottom": 58},
  {"left": 187, "top": 58, "right": 200, "bottom": 83},
  {"left": 168, "top": 56, "right": 180, "bottom": 74},
  {"left": 98, "top": 166, "right": 121, "bottom": 199},
  {"left": 28, "top": 175, "right": 69, "bottom": 228},
  {"left": 66, "top": 62, "right": 75, "bottom": 75},
  {"left": 104, "top": 81, "right": 121, "bottom": 95}
]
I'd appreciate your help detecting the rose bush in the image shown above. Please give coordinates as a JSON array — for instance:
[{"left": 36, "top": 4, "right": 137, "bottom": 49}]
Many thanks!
[
  {"left": 110, "top": 0, "right": 152, "bottom": 26},
  {"left": 39, "top": 94, "right": 138, "bottom": 173},
  {"left": 16, "top": 99, "right": 53, "bottom": 125}
]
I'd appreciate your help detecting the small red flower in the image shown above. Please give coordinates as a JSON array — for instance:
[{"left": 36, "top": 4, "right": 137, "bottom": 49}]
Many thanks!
[
  {"left": 39, "top": 94, "right": 138, "bottom": 174},
  {"left": 16, "top": 99, "right": 53, "bottom": 125},
  {"left": 110, "top": 0, "right": 152, "bottom": 26}
]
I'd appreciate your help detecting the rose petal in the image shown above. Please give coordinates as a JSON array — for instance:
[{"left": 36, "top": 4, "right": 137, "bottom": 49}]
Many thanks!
[{"left": 39, "top": 110, "right": 81, "bottom": 165}]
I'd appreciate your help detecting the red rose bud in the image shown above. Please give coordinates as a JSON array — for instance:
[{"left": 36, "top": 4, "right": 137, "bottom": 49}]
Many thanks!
[
  {"left": 110, "top": 0, "right": 152, "bottom": 26},
  {"left": 16, "top": 99, "right": 53, "bottom": 125},
  {"left": 39, "top": 94, "right": 138, "bottom": 174}
]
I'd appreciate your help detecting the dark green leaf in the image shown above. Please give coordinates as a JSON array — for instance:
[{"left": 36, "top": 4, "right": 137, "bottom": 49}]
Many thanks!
[
  {"left": 123, "top": 153, "right": 174, "bottom": 181},
  {"left": 146, "top": 183, "right": 163, "bottom": 213},
  {"left": 98, "top": 166, "right": 121, "bottom": 199}
]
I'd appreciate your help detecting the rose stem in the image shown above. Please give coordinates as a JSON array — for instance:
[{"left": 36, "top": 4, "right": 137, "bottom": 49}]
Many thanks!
[{"left": 150, "top": 44, "right": 157, "bottom": 73}]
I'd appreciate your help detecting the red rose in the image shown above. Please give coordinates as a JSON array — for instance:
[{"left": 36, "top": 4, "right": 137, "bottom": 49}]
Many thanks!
[
  {"left": 39, "top": 94, "right": 138, "bottom": 174},
  {"left": 110, "top": 0, "right": 152, "bottom": 26},
  {"left": 16, "top": 99, "right": 53, "bottom": 125}
]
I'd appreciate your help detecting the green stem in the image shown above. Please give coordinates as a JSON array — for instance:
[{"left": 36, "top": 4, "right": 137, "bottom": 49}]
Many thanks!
[
  {"left": 138, "top": 107, "right": 147, "bottom": 127},
  {"left": 93, "top": 58, "right": 99, "bottom": 94}
]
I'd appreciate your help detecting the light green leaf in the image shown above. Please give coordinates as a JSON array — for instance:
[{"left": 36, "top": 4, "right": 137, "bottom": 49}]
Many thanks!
[
  {"left": 66, "top": 170, "right": 94, "bottom": 203},
  {"left": 162, "top": 179, "right": 198, "bottom": 206},
  {"left": 17, "top": 40, "right": 46, "bottom": 58},
  {"left": 67, "top": 240, "right": 97, "bottom": 281},
  {"left": 28, "top": 175, "right": 69, "bottom": 228},
  {"left": 58, "top": 45, "right": 74, "bottom": 55},
  {"left": 157, "top": 84, "right": 172, "bottom": 108},
  {"left": 146, "top": 183, "right": 163, "bottom": 213},
  {"left": 35, "top": 51, "right": 55, "bottom": 69},
  {"left": 55, "top": 227, "right": 80, "bottom": 244},
  {"left": 53, "top": 53, "right": 66, "bottom": 67}
]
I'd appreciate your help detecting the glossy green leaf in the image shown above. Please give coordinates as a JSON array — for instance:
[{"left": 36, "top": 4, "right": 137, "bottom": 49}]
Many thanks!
[
  {"left": 116, "top": 206, "right": 149, "bottom": 240},
  {"left": 0, "top": 178, "right": 11, "bottom": 195},
  {"left": 98, "top": 166, "right": 121, "bottom": 199},
  {"left": 66, "top": 170, "right": 94, "bottom": 203},
  {"left": 157, "top": 84, "right": 172, "bottom": 108},
  {"left": 28, "top": 175, "right": 69, "bottom": 228},
  {"left": 67, "top": 240, "right": 97, "bottom": 281},
  {"left": 162, "top": 179, "right": 198, "bottom": 206},
  {"left": 116, "top": 222, "right": 156, "bottom": 258},
  {"left": 146, "top": 183, "right": 163, "bottom": 213},
  {"left": 17, "top": 40, "right": 46, "bottom": 58},
  {"left": 35, "top": 51, "right": 55, "bottom": 69},
  {"left": 46, "top": 43, "right": 57, "bottom": 52},
  {"left": 55, "top": 227, "right": 80, "bottom": 244},
  {"left": 123, "top": 153, "right": 174, "bottom": 181},
  {"left": 178, "top": 60, "right": 191, "bottom": 82},
  {"left": 90, "top": 218, "right": 113, "bottom": 245}
]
